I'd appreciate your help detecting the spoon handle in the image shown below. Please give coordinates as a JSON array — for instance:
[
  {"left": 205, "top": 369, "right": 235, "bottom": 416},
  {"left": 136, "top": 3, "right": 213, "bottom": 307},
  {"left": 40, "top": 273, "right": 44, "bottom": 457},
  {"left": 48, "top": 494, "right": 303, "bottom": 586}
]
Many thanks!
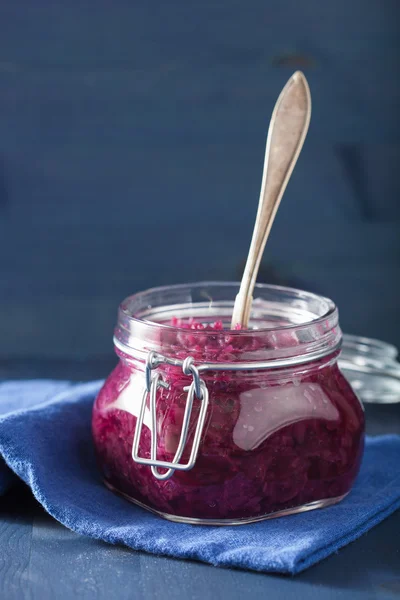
[{"left": 231, "top": 71, "right": 311, "bottom": 329}]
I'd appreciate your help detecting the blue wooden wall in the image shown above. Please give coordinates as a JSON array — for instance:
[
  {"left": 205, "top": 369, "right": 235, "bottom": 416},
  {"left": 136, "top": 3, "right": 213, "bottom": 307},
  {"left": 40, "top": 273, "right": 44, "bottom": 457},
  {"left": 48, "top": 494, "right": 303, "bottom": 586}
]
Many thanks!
[{"left": 1, "top": 1, "right": 399, "bottom": 361}]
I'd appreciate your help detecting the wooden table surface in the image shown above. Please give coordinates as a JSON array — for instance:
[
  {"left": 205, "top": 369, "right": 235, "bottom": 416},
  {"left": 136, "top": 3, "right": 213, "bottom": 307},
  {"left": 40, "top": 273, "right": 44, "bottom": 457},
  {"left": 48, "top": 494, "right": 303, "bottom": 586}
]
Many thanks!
[
  {"left": 1, "top": 485, "right": 399, "bottom": 600},
  {"left": 1, "top": 362, "right": 399, "bottom": 600}
]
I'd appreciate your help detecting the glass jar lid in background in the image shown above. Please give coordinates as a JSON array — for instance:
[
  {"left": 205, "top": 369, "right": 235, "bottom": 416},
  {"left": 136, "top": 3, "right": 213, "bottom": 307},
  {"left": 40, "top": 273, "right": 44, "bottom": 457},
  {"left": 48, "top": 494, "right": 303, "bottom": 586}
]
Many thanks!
[{"left": 340, "top": 335, "right": 400, "bottom": 404}]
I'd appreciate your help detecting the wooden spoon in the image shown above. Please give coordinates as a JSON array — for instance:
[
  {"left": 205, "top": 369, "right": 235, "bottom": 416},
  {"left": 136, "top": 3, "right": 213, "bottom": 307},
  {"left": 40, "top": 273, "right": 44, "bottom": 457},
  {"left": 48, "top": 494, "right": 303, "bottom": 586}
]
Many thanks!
[{"left": 231, "top": 71, "right": 311, "bottom": 329}]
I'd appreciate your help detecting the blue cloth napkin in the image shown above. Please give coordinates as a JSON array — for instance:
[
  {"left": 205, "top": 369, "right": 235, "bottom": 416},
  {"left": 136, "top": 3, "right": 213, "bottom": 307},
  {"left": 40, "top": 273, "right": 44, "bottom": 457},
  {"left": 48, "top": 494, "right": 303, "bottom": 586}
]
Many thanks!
[{"left": 0, "top": 380, "right": 399, "bottom": 575}]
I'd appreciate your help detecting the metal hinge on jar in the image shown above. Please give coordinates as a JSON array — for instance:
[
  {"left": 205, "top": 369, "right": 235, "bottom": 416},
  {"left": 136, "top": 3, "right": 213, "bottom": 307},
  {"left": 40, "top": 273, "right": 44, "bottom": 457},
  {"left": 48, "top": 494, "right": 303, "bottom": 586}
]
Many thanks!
[
  {"left": 128, "top": 338, "right": 343, "bottom": 480},
  {"left": 132, "top": 352, "right": 210, "bottom": 481}
]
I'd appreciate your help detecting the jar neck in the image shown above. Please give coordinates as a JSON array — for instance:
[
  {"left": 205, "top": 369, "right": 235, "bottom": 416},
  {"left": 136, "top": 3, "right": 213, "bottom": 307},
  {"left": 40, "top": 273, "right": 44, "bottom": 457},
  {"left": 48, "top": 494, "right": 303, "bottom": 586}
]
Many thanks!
[{"left": 114, "top": 282, "right": 342, "bottom": 368}]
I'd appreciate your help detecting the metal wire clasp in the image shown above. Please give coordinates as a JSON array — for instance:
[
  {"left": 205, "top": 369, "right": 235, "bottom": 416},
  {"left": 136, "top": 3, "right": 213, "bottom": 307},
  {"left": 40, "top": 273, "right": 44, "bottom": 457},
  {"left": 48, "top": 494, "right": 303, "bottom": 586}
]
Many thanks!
[{"left": 132, "top": 352, "right": 209, "bottom": 480}]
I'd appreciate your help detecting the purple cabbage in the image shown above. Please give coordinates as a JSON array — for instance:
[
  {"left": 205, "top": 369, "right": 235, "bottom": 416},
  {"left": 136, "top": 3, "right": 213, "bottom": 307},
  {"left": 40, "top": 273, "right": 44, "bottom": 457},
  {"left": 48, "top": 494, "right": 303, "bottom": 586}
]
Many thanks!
[{"left": 92, "top": 321, "right": 365, "bottom": 521}]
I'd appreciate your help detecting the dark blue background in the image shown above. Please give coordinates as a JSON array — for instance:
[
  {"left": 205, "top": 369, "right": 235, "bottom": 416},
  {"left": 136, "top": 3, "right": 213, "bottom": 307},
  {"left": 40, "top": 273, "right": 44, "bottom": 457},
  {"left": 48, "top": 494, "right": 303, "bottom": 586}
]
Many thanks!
[{"left": 1, "top": 1, "right": 399, "bottom": 367}]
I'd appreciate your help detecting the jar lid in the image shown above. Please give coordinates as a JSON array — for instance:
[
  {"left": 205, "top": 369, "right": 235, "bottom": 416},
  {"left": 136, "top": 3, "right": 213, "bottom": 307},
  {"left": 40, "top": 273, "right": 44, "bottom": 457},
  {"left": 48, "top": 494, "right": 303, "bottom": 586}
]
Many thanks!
[{"left": 339, "top": 334, "right": 400, "bottom": 404}]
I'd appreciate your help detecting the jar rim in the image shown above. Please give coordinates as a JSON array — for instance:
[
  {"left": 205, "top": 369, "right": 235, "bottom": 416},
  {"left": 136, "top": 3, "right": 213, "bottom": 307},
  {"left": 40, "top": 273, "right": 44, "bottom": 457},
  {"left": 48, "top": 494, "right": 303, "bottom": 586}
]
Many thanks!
[
  {"left": 114, "top": 282, "right": 341, "bottom": 365},
  {"left": 118, "top": 281, "right": 337, "bottom": 334}
]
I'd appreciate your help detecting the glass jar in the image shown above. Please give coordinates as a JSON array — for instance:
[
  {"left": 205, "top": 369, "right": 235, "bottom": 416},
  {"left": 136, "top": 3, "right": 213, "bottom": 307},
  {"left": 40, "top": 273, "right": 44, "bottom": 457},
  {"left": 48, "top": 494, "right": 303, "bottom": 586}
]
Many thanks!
[
  {"left": 92, "top": 282, "right": 365, "bottom": 525},
  {"left": 339, "top": 335, "right": 400, "bottom": 404}
]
